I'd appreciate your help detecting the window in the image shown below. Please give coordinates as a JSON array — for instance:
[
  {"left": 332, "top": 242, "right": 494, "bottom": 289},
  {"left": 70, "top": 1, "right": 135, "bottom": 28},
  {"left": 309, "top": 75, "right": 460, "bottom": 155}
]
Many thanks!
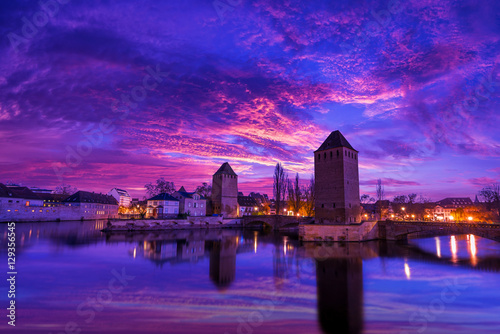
[
  {"left": 201, "top": 204, "right": 204, "bottom": 208},
  {"left": 25, "top": 201, "right": 30, "bottom": 206},
  {"left": 321, "top": 204, "right": 324, "bottom": 208},
  {"left": 189, "top": 203, "right": 192, "bottom": 207},
  {"left": 324, "top": 153, "right": 326, "bottom": 159},
  {"left": 318, "top": 154, "right": 320, "bottom": 160},
  {"left": 330, "top": 151, "right": 332, "bottom": 158},
  {"left": 337, "top": 150, "right": 339, "bottom": 157},
  {"left": 345, "top": 151, "right": 347, "bottom": 156},
  {"left": 333, "top": 203, "right": 335, "bottom": 208}
]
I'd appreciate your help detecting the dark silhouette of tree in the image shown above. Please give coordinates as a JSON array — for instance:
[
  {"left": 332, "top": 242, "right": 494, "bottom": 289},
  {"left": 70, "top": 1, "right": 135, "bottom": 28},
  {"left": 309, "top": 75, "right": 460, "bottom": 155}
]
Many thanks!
[
  {"left": 287, "top": 173, "right": 302, "bottom": 215},
  {"left": 360, "top": 194, "right": 375, "bottom": 204},
  {"left": 273, "top": 163, "right": 287, "bottom": 216},
  {"left": 195, "top": 182, "right": 212, "bottom": 198},
  {"left": 144, "top": 178, "right": 175, "bottom": 197},
  {"left": 53, "top": 184, "right": 77, "bottom": 195},
  {"left": 303, "top": 176, "right": 315, "bottom": 217},
  {"left": 376, "top": 179, "right": 384, "bottom": 201}
]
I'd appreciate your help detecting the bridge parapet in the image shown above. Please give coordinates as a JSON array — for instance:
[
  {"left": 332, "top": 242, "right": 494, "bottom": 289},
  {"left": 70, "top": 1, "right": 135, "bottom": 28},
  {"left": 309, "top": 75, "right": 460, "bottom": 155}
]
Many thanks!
[
  {"left": 242, "top": 215, "right": 311, "bottom": 230},
  {"left": 379, "top": 220, "right": 500, "bottom": 242}
]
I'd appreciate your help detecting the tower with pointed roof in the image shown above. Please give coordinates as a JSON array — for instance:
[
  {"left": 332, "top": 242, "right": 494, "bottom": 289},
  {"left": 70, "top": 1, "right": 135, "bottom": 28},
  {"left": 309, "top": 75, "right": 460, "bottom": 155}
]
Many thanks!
[
  {"left": 315, "top": 130, "right": 361, "bottom": 224},
  {"left": 211, "top": 162, "right": 239, "bottom": 218}
]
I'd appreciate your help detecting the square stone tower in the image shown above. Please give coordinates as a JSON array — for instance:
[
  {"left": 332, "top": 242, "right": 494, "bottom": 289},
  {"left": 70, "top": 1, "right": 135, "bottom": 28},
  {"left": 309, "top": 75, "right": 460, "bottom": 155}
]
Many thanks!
[
  {"left": 211, "top": 162, "right": 239, "bottom": 218},
  {"left": 315, "top": 130, "right": 361, "bottom": 224}
]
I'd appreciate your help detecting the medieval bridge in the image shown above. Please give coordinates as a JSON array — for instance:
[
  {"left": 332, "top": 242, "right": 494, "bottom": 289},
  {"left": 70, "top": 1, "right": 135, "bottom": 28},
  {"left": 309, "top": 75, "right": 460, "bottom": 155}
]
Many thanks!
[
  {"left": 241, "top": 215, "right": 314, "bottom": 230},
  {"left": 378, "top": 220, "right": 500, "bottom": 242}
]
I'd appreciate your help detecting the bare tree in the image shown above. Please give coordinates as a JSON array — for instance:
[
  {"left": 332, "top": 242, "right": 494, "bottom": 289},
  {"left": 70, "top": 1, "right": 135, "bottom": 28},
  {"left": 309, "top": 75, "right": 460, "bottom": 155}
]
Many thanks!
[
  {"left": 407, "top": 193, "right": 417, "bottom": 204},
  {"left": 376, "top": 179, "right": 385, "bottom": 201},
  {"left": 53, "top": 184, "right": 77, "bottom": 195},
  {"left": 393, "top": 195, "right": 408, "bottom": 204},
  {"left": 479, "top": 184, "right": 500, "bottom": 215},
  {"left": 144, "top": 178, "right": 175, "bottom": 197},
  {"left": 302, "top": 176, "right": 315, "bottom": 217},
  {"left": 360, "top": 194, "right": 375, "bottom": 204},
  {"left": 273, "top": 163, "right": 287, "bottom": 215},
  {"left": 195, "top": 182, "right": 212, "bottom": 198},
  {"left": 287, "top": 173, "right": 302, "bottom": 215}
]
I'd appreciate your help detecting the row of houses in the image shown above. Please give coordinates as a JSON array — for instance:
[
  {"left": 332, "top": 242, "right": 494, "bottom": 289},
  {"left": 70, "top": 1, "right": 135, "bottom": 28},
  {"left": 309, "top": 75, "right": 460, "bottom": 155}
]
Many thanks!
[
  {"left": 361, "top": 197, "right": 483, "bottom": 222},
  {"left": 144, "top": 187, "right": 265, "bottom": 218},
  {"left": 0, "top": 183, "right": 120, "bottom": 222}
]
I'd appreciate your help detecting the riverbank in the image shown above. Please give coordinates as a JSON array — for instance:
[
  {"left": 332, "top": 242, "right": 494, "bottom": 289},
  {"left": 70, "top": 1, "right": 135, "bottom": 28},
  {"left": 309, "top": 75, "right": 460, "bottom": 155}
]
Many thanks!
[{"left": 101, "top": 216, "right": 245, "bottom": 232}]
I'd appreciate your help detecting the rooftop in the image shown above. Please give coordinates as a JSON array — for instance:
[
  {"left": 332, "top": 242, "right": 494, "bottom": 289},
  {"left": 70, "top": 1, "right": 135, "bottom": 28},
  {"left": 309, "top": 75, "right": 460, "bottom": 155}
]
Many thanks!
[
  {"left": 315, "top": 130, "right": 357, "bottom": 152},
  {"left": 64, "top": 191, "right": 118, "bottom": 205},
  {"left": 213, "top": 162, "right": 237, "bottom": 176},
  {"left": 147, "top": 193, "right": 180, "bottom": 202}
]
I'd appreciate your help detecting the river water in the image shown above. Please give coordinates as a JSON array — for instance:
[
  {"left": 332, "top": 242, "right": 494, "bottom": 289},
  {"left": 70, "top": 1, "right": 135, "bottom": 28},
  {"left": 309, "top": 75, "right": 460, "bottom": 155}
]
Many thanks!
[{"left": 1, "top": 221, "right": 499, "bottom": 334}]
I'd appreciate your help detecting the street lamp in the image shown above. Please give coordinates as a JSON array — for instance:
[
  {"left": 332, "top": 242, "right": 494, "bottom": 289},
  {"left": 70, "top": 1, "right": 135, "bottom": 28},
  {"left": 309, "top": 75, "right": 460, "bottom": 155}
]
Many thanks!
[{"left": 468, "top": 216, "right": 473, "bottom": 221}]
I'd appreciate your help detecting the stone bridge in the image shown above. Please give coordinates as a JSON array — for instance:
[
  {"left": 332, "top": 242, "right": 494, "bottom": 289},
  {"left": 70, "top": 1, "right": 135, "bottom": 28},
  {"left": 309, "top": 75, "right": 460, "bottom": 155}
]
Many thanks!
[
  {"left": 242, "top": 215, "right": 313, "bottom": 230},
  {"left": 379, "top": 220, "right": 500, "bottom": 242}
]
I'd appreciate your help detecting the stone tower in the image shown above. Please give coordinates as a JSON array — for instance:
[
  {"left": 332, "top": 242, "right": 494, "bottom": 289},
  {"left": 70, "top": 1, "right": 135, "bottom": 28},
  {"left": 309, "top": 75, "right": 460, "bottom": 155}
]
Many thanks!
[
  {"left": 211, "top": 162, "right": 239, "bottom": 218},
  {"left": 315, "top": 130, "right": 361, "bottom": 224}
]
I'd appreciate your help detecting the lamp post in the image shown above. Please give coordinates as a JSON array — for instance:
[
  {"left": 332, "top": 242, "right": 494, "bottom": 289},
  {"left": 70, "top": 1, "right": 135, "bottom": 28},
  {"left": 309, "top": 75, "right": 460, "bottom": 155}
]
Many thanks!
[{"left": 402, "top": 207, "right": 405, "bottom": 220}]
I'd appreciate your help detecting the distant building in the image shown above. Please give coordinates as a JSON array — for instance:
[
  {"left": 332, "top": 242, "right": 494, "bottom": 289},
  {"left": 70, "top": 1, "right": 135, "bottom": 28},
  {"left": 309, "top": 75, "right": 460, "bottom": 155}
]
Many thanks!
[
  {"left": 238, "top": 195, "right": 258, "bottom": 216},
  {"left": 0, "top": 184, "right": 44, "bottom": 211},
  {"left": 173, "top": 186, "right": 207, "bottom": 216},
  {"left": 315, "top": 130, "right": 361, "bottom": 224},
  {"left": 146, "top": 193, "right": 179, "bottom": 218},
  {"left": 36, "top": 193, "right": 70, "bottom": 207},
  {"left": 211, "top": 162, "right": 239, "bottom": 218},
  {"left": 108, "top": 188, "right": 131, "bottom": 207},
  {"left": 0, "top": 184, "right": 118, "bottom": 221},
  {"left": 427, "top": 197, "right": 474, "bottom": 221},
  {"left": 64, "top": 191, "right": 119, "bottom": 218},
  {"left": 249, "top": 192, "right": 270, "bottom": 205}
]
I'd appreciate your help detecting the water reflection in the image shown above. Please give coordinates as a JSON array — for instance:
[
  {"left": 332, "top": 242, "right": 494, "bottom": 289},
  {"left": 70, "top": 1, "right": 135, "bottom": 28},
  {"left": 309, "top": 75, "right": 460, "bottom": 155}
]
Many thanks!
[
  {"left": 435, "top": 237, "right": 441, "bottom": 258},
  {"left": 315, "top": 257, "right": 363, "bottom": 334},
  {"left": 451, "top": 235, "right": 458, "bottom": 263},
  {"left": 208, "top": 238, "right": 237, "bottom": 290}
]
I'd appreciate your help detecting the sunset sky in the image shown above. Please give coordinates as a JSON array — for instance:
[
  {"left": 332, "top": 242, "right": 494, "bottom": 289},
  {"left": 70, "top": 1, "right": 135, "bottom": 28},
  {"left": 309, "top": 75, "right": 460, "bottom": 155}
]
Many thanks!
[{"left": 0, "top": 0, "right": 499, "bottom": 200}]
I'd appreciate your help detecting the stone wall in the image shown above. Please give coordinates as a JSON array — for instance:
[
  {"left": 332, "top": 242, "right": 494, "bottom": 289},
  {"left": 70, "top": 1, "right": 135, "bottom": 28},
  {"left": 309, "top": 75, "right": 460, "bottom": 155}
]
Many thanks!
[{"left": 299, "top": 221, "right": 379, "bottom": 242}]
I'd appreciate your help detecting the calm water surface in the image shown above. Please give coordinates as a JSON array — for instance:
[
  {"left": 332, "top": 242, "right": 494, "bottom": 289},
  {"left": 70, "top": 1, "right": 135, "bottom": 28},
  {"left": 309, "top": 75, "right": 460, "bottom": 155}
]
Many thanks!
[{"left": 1, "top": 221, "right": 500, "bottom": 334}]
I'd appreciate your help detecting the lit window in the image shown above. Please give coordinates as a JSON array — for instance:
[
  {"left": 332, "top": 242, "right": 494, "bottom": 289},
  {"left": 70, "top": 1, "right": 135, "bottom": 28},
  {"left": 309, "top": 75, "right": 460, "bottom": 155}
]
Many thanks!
[{"left": 26, "top": 201, "right": 30, "bottom": 206}]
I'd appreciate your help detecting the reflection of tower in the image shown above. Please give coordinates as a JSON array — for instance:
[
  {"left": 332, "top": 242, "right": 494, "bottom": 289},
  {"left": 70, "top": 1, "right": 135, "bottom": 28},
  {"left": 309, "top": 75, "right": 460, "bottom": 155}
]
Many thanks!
[
  {"left": 315, "top": 130, "right": 361, "bottom": 224},
  {"left": 316, "top": 258, "right": 363, "bottom": 334},
  {"left": 209, "top": 237, "right": 237, "bottom": 290},
  {"left": 211, "top": 162, "right": 239, "bottom": 218}
]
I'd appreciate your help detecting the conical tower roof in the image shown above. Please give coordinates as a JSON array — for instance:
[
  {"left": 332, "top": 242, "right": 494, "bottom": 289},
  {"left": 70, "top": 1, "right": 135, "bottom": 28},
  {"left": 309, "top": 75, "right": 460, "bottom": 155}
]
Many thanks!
[
  {"left": 315, "top": 130, "right": 357, "bottom": 152},
  {"left": 213, "top": 162, "right": 237, "bottom": 176}
]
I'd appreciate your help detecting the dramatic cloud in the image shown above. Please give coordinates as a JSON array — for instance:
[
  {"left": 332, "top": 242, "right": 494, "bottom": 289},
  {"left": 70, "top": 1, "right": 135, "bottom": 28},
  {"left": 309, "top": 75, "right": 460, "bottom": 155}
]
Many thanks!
[{"left": 0, "top": 0, "right": 499, "bottom": 199}]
